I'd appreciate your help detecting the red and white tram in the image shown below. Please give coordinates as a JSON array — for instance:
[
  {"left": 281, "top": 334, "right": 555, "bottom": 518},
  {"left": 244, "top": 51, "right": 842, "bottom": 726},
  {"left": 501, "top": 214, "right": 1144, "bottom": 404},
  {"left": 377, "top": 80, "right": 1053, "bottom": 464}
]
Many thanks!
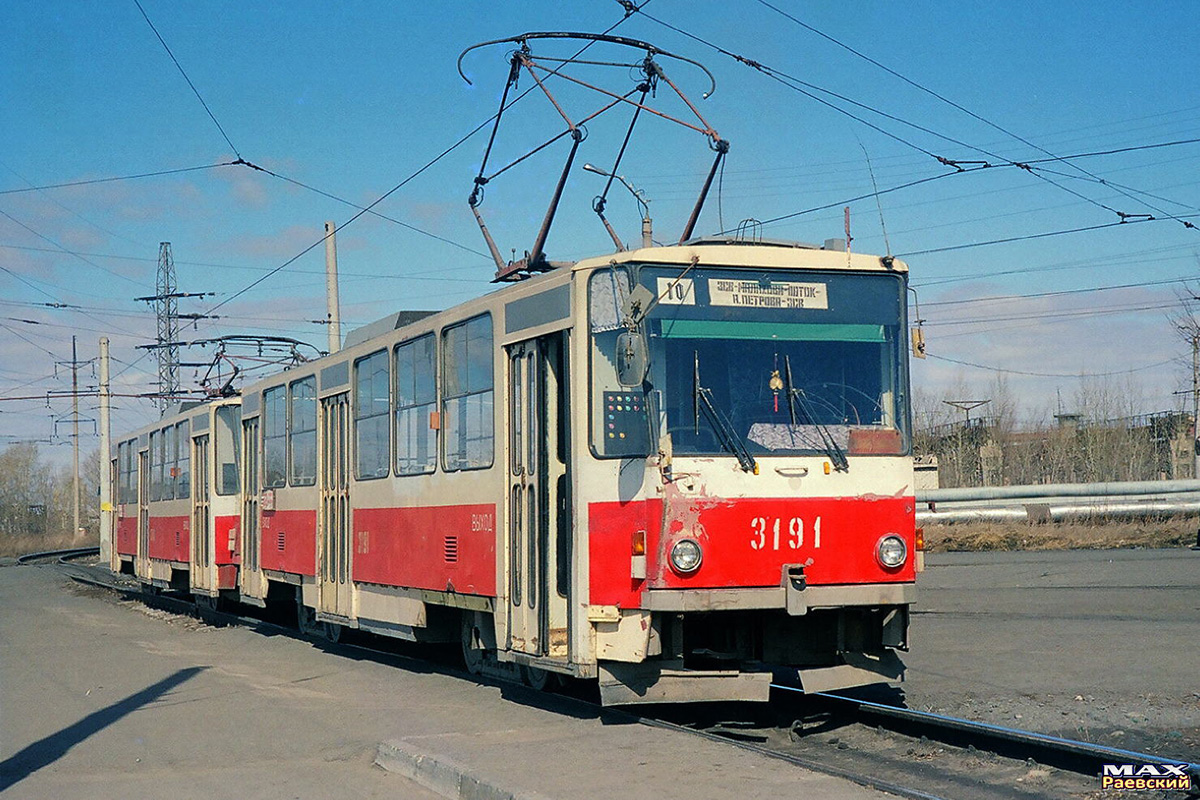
[
  {"left": 110, "top": 238, "right": 919, "bottom": 704},
  {"left": 112, "top": 397, "right": 242, "bottom": 600}
]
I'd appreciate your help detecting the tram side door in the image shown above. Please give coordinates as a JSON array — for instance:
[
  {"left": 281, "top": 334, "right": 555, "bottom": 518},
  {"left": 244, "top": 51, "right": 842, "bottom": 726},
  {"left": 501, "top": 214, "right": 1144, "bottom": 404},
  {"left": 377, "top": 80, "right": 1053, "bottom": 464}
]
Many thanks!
[
  {"left": 239, "top": 417, "right": 264, "bottom": 601},
  {"left": 191, "top": 434, "right": 212, "bottom": 592},
  {"left": 318, "top": 393, "right": 352, "bottom": 620},
  {"left": 505, "top": 333, "right": 570, "bottom": 659},
  {"left": 135, "top": 447, "right": 150, "bottom": 579}
]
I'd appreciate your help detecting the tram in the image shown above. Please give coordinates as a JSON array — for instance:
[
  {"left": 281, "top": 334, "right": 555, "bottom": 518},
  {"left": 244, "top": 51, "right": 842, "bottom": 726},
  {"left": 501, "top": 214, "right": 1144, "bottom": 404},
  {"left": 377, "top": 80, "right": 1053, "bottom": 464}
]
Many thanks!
[{"left": 109, "top": 238, "right": 919, "bottom": 704}]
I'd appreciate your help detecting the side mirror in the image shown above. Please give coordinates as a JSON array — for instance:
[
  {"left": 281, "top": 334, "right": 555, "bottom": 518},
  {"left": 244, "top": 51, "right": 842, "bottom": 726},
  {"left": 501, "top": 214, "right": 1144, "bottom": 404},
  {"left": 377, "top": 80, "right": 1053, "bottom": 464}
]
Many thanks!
[{"left": 616, "top": 330, "right": 649, "bottom": 386}]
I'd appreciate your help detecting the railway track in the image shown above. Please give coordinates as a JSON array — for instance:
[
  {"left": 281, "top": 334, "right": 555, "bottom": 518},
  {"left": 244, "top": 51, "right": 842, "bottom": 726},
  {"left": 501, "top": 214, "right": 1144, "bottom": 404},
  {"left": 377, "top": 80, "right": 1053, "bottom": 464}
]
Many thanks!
[
  {"left": 36, "top": 556, "right": 1200, "bottom": 800},
  {"left": 15, "top": 546, "right": 100, "bottom": 565}
]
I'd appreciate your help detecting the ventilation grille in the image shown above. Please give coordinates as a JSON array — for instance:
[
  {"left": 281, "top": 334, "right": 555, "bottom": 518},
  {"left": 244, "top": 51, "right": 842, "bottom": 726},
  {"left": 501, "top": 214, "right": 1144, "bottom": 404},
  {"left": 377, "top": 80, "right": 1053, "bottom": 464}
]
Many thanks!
[
  {"left": 443, "top": 536, "right": 459, "bottom": 563},
  {"left": 277, "top": 530, "right": 286, "bottom": 551}
]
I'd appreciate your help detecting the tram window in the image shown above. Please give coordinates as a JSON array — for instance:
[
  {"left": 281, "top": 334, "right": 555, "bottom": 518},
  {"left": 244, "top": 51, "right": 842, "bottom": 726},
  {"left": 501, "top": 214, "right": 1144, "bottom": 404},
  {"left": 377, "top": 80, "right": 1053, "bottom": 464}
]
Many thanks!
[
  {"left": 123, "top": 440, "right": 137, "bottom": 504},
  {"left": 149, "top": 429, "right": 163, "bottom": 501},
  {"left": 214, "top": 405, "right": 241, "bottom": 495},
  {"left": 394, "top": 335, "right": 437, "bottom": 476},
  {"left": 263, "top": 387, "right": 287, "bottom": 489},
  {"left": 175, "top": 421, "right": 190, "bottom": 500},
  {"left": 354, "top": 349, "right": 390, "bottom": 479},
  {"left": 442, "top": 314, "right": 494, "bottom": 471},
  {"left": 289, "top": 377, "right": 317, "bottom": 486}
]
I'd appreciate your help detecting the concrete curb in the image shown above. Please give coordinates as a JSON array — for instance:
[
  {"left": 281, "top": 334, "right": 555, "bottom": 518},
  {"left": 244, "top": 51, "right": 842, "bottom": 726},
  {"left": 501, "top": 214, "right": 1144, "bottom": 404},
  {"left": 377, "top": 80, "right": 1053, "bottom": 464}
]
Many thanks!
[{"left": 375, "top": 739, "right": 553, "bottom": 800}]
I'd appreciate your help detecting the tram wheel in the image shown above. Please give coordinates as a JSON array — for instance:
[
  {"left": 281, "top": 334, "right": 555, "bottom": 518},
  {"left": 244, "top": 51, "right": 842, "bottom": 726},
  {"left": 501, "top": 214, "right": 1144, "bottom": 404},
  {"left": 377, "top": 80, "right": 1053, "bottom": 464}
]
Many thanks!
[
  {"left": 461, "top": 617, "right": 484, "bottom": 675},
  {"left": 521, "top": 664, "right": 552, "bottom": 691},
  {"left": 297, "top": 601, "right": 322, "bottom": 637}
]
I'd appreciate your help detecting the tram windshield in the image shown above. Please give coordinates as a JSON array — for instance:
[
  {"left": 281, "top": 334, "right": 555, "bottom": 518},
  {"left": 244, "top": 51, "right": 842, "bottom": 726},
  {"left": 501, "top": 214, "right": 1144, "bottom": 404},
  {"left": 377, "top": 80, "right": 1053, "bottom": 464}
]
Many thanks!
[{"left": 589, "top": 265, "right": 910, "bottom": 459}]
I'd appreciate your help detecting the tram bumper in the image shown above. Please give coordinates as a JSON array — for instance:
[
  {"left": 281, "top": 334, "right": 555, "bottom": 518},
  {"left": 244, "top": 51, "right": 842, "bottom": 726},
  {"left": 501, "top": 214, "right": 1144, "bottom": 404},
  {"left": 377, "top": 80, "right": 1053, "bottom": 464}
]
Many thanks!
[{"left": 598, "top": 662, "right": 773, "bottom": 706}]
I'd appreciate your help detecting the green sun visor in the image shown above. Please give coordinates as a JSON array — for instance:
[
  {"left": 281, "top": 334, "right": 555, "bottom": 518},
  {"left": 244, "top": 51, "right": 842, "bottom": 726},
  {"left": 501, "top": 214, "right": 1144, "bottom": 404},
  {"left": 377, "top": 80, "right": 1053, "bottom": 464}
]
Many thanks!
[{"left": 655, "top": 320, "right": 886, "bottom": 343}]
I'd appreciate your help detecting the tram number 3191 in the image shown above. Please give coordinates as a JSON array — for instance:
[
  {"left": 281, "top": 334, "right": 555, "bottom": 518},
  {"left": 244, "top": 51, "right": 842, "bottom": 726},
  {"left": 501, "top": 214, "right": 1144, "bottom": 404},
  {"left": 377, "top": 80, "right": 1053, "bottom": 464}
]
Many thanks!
[{"left": 749, "top": 516, "right": 822, "bottom": 551}]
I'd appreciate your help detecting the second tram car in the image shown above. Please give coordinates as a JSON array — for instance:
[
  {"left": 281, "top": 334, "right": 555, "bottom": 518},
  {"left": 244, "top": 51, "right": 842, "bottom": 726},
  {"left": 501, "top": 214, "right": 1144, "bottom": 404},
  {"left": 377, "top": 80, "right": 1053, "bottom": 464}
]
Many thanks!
[{"left": 110, "top": 238, "right": 920, "bottom": 704}]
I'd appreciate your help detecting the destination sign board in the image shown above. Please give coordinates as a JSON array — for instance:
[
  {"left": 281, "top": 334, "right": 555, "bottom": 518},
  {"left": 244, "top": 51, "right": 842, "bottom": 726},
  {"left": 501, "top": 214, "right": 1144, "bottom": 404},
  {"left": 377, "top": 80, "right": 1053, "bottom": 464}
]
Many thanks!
[{"left": 708, "top": 279, "right": 828, "bottom": 310}]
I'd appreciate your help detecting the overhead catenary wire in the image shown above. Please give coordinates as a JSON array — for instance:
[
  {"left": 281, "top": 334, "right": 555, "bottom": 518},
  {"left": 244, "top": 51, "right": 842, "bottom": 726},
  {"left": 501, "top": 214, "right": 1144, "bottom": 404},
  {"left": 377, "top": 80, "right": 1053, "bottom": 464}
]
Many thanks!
[
  {"left": 0, "top": 161, "right": 238, "bottom": 195},
  {"left": 132, "top": 0, "right": 242, "bottom": 159},
  {"left": 925, "top": 352, "right": 1177, "bottom": 379},
  {"left": 625, "top": 4, "right": 1160, "bottom": 224},
  {"left": 751, "top": 0, "right": 1199, "bottom": 233},
  {"left": 205, "top": 5, "right": 643, "bottom": 316}
]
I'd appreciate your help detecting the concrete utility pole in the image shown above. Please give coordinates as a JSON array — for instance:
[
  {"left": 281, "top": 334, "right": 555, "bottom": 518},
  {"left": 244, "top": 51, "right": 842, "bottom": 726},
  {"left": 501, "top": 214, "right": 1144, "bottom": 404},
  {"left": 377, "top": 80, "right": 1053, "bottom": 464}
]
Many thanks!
[
  {"left": 1192, "top": 334, "right": 1199, "bottom": 480},
  {"left": 71, "top": 336, "right": 81, "bottom": 541},
  {"left": 324, "top": 221, "right": 342, "bottom": 354},
  {"left": 98, "top": 336, "right": 112, "bottom": 562}
]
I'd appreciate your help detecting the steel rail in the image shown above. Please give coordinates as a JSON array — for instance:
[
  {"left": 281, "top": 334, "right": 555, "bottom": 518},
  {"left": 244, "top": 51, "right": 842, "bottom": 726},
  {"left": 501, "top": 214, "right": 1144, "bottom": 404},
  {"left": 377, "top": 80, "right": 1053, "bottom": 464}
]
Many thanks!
[
  {"left": 15, "top": 546, "right": 100, "bottom": 565},
  {"left": 800, "top": 688, "right": 1200, "bottom": 789}
]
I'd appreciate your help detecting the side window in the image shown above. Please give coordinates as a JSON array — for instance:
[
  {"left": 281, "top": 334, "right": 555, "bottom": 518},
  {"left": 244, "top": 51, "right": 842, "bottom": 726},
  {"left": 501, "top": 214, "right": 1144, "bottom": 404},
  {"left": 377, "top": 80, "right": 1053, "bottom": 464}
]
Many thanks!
[
  {"left": 263, "top": 387, "right": 287, "bottom": 489},
  {"left": 176, "top": 422, "right": 190, "bottom": 500},
  {"left": 117, "top": 442, "right": 129, "bottom": 504},
  {"left": 289, "top": 377, "right": 317, "bottom": 486},
  {"left": 394, "top": 335, "right": 437, "bottom": 476},
  {"left": 354, "top": 350, "right": 390, "bottom": 479},
  {"left": 214, "top": 405, "right": 241, "bottom": 496},
  {"left": 442, "top": 314, "right": 494, "bottom": 471},
  {"left": 149, "top": 429, "right": 163, "bottom": 502}
]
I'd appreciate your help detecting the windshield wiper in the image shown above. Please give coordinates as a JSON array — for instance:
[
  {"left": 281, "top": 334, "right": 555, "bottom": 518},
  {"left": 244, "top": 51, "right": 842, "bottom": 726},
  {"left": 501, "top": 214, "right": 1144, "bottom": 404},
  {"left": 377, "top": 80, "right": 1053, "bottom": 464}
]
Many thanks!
[
  {"left": 784, "top": 355, "right": 849, "bottom": 472},
  {"left": 693, "top": 351, "right": 758, "bottom": 473}
]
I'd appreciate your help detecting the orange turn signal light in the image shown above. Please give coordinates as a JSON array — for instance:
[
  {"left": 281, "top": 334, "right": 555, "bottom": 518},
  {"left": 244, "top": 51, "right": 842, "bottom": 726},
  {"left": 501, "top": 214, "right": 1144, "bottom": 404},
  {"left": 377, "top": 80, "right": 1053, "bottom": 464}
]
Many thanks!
[
  {"left": 915, "top": 528, "right": 925, "bottom": 551},
  {"left": 632, "top": 529, "right": 646, "bottom": 556}
]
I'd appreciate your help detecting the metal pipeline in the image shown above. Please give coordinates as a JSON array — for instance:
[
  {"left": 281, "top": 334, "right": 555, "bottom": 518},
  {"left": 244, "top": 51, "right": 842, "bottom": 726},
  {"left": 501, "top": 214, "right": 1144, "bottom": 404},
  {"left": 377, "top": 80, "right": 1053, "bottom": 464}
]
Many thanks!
[
  {"left": 918, "top": 501, "right": 1200, "bottom": 525},
  {"left": 918, "top": 479, "right": 1200, "bottom": 504}
]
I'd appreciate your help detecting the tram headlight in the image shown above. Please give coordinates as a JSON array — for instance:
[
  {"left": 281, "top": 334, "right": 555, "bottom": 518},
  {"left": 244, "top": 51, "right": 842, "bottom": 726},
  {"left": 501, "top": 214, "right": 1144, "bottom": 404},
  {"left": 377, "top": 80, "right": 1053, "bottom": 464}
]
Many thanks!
[
  {"left": 876, "top": 535, "right": 907, "bottom": 569},
  {"left": 669, "top": 539, "right": 703, "bottom": 574}
]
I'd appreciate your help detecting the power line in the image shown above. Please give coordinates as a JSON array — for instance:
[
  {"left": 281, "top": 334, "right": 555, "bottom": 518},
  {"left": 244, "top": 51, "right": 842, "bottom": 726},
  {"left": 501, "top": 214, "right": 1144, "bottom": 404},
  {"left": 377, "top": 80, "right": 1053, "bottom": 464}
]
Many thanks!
[
  {"left": 0, "top": 207, "right": 147, "bottom": 288},
  {"left": 0, "top": 161, "right": 237, "bottom": 195},
  {"left": 132, "top": 0, "right": 242, "bottom": 158},
  {"left": 630, "top": 5, "right": 1146, "bottom": 222},
  {"left": 234, "top": 160, "right": 490, "bottom": 259},
  {"left": 919, "top": 275, "right": 1199, "bottom": 309},
  {"left": 752, "top": 0, "right": 1198, "bottom": 232},
  {"left": 925, "top": 352, "right": 1176, "bottom": 379},
  {"left": 897, "top": 216, "right": 1197, "bottom": 258},
  {"left": 205, "top": 5, "right": 641, "bottom": 315}
]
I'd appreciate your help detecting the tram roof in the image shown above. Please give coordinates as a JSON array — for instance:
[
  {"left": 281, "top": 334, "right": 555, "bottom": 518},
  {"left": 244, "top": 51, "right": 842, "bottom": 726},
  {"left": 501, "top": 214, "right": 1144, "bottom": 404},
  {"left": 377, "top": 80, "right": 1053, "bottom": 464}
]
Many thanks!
[{"left": 571, "top": 237, "right": 908, "bottom": 274}]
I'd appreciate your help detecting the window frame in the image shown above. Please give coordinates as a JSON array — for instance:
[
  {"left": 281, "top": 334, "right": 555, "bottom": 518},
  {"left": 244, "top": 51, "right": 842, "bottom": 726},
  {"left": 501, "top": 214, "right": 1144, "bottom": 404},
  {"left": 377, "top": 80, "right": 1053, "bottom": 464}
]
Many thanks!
[
  {"left": 262, "top": 386, "right": 288, "bottom": 489},
  {"left": 440, "top": 313, "right": 495, "bottom": 473},
  {"left": 353, "top": 348, "right": 391, "bottom": 481},
  {"left": 393, "top": 333, "right": 438, "bottom": 477},
  {"left": 175, "top": 421, "right": 190, "bottom": 501},
  {"left": 288, "top": 376, "right": 318, "bottom": 487}
]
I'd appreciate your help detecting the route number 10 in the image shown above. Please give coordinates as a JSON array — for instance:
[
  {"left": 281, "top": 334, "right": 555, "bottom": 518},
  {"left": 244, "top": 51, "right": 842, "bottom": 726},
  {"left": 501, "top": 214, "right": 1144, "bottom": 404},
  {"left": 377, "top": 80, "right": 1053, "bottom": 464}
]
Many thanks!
[{"left": 750, "top": 516, "right": 822, "bottom": 550}]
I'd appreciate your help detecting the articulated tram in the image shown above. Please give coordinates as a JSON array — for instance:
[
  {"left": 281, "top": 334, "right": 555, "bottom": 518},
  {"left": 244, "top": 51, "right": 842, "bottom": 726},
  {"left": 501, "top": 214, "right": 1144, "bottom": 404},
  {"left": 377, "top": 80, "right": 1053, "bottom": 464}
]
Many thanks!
[{"left": 110, "top": 238, "right": 920, "bottom": 704}]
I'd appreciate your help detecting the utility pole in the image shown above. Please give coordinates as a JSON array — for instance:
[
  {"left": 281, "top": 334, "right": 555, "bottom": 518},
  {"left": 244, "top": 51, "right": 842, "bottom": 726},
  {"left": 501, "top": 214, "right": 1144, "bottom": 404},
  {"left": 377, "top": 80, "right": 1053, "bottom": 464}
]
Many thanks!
[
  {"left": 1192, "top": 333, "right": 1199, "bottom": 480},
  {"left": 71, "top": 336, "right": 80, "bottom": 541},
  {"left": 53, "top": 341, "right": 96, "bottom": 541},
  {"left": 136, "top": 243, "right": 216, "bottom": 410},
  {"left": 98, "top": 336, "right": 112, "bottom": 562},
  {"left": 325, "top": 221, "right": 342, "bottom": 354}
]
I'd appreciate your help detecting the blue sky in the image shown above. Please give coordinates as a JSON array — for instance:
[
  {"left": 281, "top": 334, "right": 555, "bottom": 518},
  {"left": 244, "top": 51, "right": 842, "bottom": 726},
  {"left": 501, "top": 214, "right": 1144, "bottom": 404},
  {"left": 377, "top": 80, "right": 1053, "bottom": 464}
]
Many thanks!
[{"left": 2, "top": 1, "right": 1199, "bottom": 456}]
